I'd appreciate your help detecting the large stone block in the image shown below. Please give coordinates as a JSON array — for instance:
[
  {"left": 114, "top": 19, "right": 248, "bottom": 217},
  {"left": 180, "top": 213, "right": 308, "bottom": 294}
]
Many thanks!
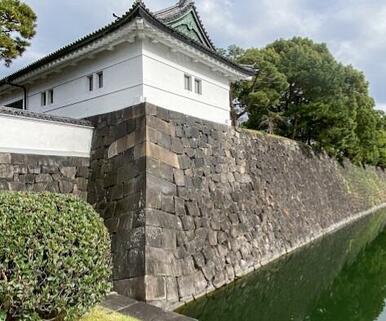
[
  {"left": 108, "top": 131, "right": 139, "bottom": 159},
  {"left": 114, "top": 277, "right": 146, "bottom": 301},
  {"left": 146, "top": 209, "right": 181, "bottom": 229},
  {"left": 173, "top": 169, "right": 185, "bottom": 186},
  {"left": 59, "top": 180, "right": 74, "bottom": 194},
  {"left": 147, "top": 174, "right": 176, "bottom": 197},
  {"left": 145, "top": 276, "right": 166, "bottom": 301},
  {"left": 35, "top": 174, "right": 53, "bottom": 183},
  {"left": 8, "top": 181, "right": 25, "bottom": 192},
  {"left": 0, "top": 165, "right": 13, "bottom": 179},
  {"left": 146, "top": 227, "right": 176, "bottom": 250},
  {"left": 146, "top": 143, "right": 179, "bottom": 169},
  {"left": 147, "top": 115, "right": 175, "bottom": 137},
  {"left": 161, "top": 195, "right": 175, "bottom": 214},
  {"left": 0, "top": 153, "right": 11, "bottom": 164},
  {"left": 60, "top": 167, "right": 77, "bottom": 179},
  {"left": 165, "top": 277, "right": 179, "bottom": 302},
  {"left": 177, "top": 275, "right": 195, "bottom": 300}
]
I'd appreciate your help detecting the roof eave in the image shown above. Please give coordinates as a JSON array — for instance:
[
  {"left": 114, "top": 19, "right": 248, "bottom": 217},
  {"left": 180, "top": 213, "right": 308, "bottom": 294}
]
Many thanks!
[
  {"left": 139, "top": 6, "right": 254, "bottom": 77},
  {"left": 0, "top": 2, "right": 253, "bottom": 88}
]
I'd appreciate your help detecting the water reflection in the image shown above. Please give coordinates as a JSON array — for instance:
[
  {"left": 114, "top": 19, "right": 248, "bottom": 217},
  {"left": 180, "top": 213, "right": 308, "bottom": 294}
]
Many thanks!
[{"left": 178, "top": 211, "right": 386, "bottom": 321}]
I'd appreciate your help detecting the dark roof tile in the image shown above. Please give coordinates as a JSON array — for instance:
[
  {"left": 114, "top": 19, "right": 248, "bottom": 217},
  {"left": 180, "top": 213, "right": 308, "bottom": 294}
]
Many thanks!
[
  {"left": 0, "top": 106, "right": 93, "bottom": 127},
  {"left": 0, "top": 1, "right": 254, "bottom": 87}
]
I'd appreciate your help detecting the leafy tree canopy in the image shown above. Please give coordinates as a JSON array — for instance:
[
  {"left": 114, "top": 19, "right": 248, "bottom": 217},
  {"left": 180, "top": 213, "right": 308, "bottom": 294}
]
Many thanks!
[
  {"left": 222, "top": 38, "right": 386, "bottom": 167},
  {"left": 0, "top": 0, "right": 36, "bottom": 66}
]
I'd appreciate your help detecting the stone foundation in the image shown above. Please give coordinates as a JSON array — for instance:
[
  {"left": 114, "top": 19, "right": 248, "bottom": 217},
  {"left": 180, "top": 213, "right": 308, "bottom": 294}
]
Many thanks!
[
  {"left": 87, "top": 103, "right": 386, "bottom": 310},
  {"left": 87, "top": 107, "right": 147, "bottom": 300},
  {"left": 0, "top": 103, "right": 384, "bottom": 310},
  {"left": 0, "top": 153, "right": 89, "bottom": 200}
]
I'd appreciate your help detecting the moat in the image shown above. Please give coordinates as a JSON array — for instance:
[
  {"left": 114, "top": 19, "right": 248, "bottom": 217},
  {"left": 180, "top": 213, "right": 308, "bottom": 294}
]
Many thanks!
[{"left": 178, "top": 210, "right": 386, "bottom": 321}]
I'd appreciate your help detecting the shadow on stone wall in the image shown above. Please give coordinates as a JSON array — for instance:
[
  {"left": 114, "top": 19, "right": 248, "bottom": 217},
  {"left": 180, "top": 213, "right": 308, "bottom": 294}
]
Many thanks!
[
  {"left": 0, "top": 153, "right": 89, "bottom": 199},
  {"left": 87, "top": 103, "right": 386, "bottom": 310}
]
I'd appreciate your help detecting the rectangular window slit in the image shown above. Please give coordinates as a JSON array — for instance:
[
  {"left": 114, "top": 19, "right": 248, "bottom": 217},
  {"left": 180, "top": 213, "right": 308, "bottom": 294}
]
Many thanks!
[
  {"left": 184, "top": 74, "right": 192, "bottom": 91},
  {"left": 48, "top": 89, "right": 54, "bottom": 104},
  {"left": 97, "top": 71, "right": 103, "bottom": 89},
  {"left": 41, "top": 92, "right": 46, "bottom": 106},
  {"left": 195, "top": 79, "right": 202, "bottom": 95},
  {"left": 88, "top": 75, "right": 93, "bottom": 91}
]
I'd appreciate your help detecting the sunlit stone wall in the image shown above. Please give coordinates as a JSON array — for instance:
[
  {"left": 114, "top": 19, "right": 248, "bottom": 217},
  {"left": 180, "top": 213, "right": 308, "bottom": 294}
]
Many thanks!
[{"left": 88, "top": 103, "right": 386, "bottom": 310}]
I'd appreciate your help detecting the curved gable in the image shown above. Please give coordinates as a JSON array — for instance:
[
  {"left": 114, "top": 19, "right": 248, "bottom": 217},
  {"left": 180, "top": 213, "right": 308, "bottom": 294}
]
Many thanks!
[
  {"left": 155, "top": 0, "right": 215, "bottom": 50},
  {"left": 167, "top": 9, "right": 213, "bottom": 49}
]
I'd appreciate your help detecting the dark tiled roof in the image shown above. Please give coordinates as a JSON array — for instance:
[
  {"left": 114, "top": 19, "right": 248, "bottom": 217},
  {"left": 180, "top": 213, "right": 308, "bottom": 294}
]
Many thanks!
[
  {"left": 0, "top": 1, "right": 254, "bottom": 87},
  {"left": 155, "top": 0, "right": 194, "bottom": 21},
  {"left": 0, "top": 106, "right": 94, "bottom": 127},
  {"left": 154, "top": 0, "right": 215, "bottom": 50}
]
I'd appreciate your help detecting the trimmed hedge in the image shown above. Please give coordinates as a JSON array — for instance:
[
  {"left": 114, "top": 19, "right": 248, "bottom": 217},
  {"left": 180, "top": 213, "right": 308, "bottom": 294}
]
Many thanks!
[{"left": 0, "top": 192, "right": 111, "bottom": 321}]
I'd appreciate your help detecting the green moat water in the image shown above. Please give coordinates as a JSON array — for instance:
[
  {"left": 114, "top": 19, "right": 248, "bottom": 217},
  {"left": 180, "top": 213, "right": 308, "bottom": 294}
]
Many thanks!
[{"left": 178, "top": 210, "right": 386, "bottom": 321}]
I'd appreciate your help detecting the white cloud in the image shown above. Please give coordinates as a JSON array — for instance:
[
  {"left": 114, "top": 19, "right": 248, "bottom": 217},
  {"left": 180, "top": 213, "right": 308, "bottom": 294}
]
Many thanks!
[
  {"left": 1, "top": 0, "right": 386, "bottom": 110},
  {"left": 195, "top": 0, "right": 386, "bottom": 109}
]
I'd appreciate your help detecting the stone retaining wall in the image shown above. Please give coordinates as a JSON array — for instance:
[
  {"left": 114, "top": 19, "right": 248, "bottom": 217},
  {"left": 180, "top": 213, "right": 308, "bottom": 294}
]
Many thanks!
[
  {"left": 88, "top": 103, "right": 386, "bottom": 310},
  {"left": 0, "top": 103, "right": 384, "bottom": 313},
  {"left": 0, "top": 153, "right": 89, "bottom": 200},
  {"left": 87, "top": 107, "right": 147, "bottom": 299}
]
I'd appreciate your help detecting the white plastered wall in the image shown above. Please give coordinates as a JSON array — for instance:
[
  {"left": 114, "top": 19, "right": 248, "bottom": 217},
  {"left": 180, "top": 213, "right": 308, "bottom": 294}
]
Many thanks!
[
  {"left": 0, "top": 41, "right": 144, "bottom": 119},
  {"left": 0, "top": 38, "right": 234, "bottom": 124},
  {"left": 0, "top": 113, "right": 93, "bottom": 157},
  {"left": 142, "top": 39, "right": 231, "bottom": 125}
]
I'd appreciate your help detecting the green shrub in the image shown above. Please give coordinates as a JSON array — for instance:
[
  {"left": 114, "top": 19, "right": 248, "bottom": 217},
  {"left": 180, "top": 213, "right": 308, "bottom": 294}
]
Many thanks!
[{"left": 0, "top": 192, "right": 111, "bottom": 321}]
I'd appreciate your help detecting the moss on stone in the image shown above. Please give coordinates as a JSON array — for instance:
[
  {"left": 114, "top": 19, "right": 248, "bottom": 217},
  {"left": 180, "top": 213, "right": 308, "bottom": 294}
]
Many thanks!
[{"left": 340, "top": 163, "right": 386, "bottom": 206}]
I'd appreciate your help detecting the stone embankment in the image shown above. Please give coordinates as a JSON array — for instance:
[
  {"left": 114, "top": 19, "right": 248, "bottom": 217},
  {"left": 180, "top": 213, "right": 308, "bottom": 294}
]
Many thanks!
[
  {"left": 1, "top": 103, "right": 384, "bottom": 311},
  {"left": 88, "top": 103, "right": 386, "bottom": 310}
]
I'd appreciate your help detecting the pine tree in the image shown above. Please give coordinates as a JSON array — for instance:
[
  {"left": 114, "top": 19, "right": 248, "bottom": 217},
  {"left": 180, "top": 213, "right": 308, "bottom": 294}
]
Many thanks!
[
  {"left": 0, "top": 0, "right": 36, "bottom": 66},
  {"left": 229, "top": 37, "right": 386, "bottom": 166}
]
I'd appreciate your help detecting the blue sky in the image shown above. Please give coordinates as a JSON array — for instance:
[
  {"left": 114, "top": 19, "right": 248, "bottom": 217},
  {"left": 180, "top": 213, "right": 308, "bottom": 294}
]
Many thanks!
[{"left": 1, "top": 0, "right": 385, "bottom": 111}]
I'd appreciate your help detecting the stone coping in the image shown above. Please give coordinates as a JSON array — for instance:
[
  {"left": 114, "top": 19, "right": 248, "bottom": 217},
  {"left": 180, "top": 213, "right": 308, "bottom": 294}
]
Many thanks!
[
  {"left": 101, "top": 293, "right": 197, "bottom": 321},
  {"left": 0, "top": 106, "right": 93, "bottom": 127}
]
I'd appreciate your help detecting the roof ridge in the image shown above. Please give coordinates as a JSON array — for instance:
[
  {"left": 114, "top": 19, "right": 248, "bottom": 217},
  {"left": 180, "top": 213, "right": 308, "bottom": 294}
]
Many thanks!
[
  {"left": 0, "top": 3, "right": 142, "bottom": 83},
  {"left": 0, "top": 106, "right": 93, "bottom": 127},
  {"left": 154, "top": 0, "right": 194, "bottom": 16},
  {"left": 189, "top": 3, "right": 216, "bottom": 50},
  {"left": 154, "top": 0, "right": 215, "bottom": 50},
  {"left": 0, "top": 0, "right": 254, "bottom": 86}
]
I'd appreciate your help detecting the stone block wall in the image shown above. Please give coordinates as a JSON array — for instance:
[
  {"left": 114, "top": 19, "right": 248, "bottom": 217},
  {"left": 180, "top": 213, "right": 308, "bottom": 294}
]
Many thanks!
[
  {"left": 0, "top": 153, "right": 89, "bottom": 200},
  {"left": 88, "top": 103, "right": 386, "bottom": 310},
  {"left": 87, "top": 105, "right": 147, "bottom": 300},
  {"left": 140, "top": 104, "right": 364, "bottom": 309},
  {"left": 0, "top": 103, "right": 384, "bottom": 311}
]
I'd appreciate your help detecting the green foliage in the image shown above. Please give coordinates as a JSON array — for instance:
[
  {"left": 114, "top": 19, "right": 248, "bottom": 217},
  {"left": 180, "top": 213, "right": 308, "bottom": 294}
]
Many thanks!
[
  {"left": 0, "top": 0, "right": 36, "bottom": 66},
  {"left": 228, "top": 38, "right": 386, "bottom": 167},
  {"left": 218, "top": 45, "right": 245, "bottom": 62},
  {"left": 0, "top": 192, "right": 111, "bottom": 321}
]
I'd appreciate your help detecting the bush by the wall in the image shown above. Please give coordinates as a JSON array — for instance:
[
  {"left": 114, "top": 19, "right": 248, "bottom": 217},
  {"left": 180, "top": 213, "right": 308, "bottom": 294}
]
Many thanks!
[{"left": 0, "top": 192, "right": 111, "bottom": 321}]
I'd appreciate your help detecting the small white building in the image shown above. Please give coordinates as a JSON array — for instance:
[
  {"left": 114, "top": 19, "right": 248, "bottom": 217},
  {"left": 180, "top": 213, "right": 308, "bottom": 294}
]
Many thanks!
[{"left": 0, "top": 0, "right": 253, "bottom": 125}]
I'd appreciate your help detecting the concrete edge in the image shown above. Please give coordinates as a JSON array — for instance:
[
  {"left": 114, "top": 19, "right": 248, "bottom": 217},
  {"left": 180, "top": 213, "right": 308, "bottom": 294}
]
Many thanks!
[{"left": 101, "top": 293, "right": 198, "bottom": 321}]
